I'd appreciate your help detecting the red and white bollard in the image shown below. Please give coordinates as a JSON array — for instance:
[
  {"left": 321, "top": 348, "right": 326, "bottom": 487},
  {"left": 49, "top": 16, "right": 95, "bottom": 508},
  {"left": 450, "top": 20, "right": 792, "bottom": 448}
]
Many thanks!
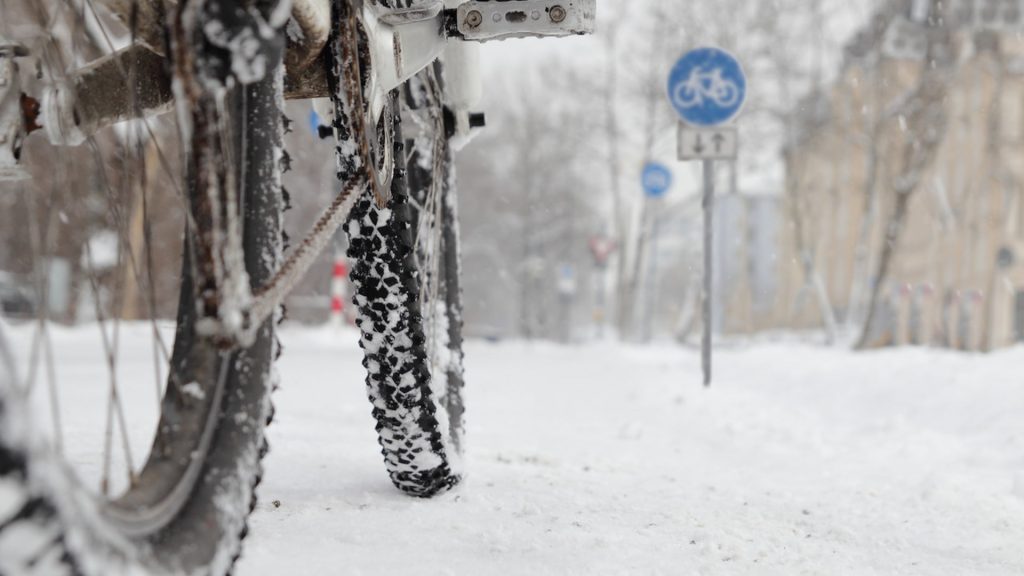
[{"left": 330, "top": 256, "right": 348, "bottom": 326}]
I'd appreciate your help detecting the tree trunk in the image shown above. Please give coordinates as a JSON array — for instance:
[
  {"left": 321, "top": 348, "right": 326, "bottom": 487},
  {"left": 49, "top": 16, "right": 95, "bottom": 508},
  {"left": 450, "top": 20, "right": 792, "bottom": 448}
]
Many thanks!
[{"left": 856, "top": 5, "right": 955, "bottom": 349}]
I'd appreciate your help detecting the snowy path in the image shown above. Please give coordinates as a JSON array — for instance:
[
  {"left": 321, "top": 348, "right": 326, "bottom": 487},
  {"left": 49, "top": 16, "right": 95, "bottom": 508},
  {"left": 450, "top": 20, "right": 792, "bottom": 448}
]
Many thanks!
[{"left": 234, "top": 330, "right": 1024, "bottom": 576}]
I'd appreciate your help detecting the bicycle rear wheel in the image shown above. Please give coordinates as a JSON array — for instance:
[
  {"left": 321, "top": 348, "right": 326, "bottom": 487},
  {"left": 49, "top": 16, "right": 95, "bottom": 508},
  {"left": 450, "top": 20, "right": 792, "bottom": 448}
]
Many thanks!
[{"left": 0, "top": 1, "right": 286, "bottom": 573}]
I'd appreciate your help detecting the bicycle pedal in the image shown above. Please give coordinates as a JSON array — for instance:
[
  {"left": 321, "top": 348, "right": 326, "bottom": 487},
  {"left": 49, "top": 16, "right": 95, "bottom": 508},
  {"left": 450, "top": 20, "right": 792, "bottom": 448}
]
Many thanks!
[{"left": 452, "top": 0, "right": 595, "bottom": 42}]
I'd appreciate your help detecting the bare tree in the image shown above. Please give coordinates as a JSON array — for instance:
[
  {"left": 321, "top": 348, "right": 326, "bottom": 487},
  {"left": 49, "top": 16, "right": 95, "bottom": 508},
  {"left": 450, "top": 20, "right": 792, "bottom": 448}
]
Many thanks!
[
  {"left": 616, "top": 4, "right": 677, "bottom": 340},
  {"left": 856, "top": 0, "right": 956, "bottom": 349},
  {"left": 736, "top": 0, "right": 842, "bottom": 341},
  {"left": 976, "top": 33, "right": 1008, "bottom": 352}
]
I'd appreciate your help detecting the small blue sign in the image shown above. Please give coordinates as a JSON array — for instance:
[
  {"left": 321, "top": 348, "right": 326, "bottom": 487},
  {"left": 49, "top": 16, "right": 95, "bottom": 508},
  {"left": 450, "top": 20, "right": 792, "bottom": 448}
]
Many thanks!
[
  {"left": 558, "top": 264, "right": 577, "bottom": 295},
  {"left": 642, "top": 162, "right": 672, "bottom": 198},
  {"left": 667, "top": 47, "right": 747, "bottom": 127}
]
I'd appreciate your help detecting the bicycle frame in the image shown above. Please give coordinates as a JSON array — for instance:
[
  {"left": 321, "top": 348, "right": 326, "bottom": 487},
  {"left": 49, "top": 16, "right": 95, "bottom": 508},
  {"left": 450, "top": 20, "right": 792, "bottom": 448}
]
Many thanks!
[{"left": 0, "top": 0, "right": 595, "bottom": 345}]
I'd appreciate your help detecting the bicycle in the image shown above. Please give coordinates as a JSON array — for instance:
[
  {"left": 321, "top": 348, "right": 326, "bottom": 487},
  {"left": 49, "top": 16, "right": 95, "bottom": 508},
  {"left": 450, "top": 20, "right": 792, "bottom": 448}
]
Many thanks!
[
  {"left": 671, "top": 66, "right": 741, "bottom": 110},
  {"left": 0, "top": 0, "right": 595, "bottom": 573}
]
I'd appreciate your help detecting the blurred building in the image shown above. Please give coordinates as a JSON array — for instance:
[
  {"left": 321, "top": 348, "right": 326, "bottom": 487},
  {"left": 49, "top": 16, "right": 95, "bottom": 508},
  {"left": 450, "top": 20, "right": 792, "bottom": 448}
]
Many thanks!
[{"left": 778, "top": 0, "right": 1024, "bottom": 350}]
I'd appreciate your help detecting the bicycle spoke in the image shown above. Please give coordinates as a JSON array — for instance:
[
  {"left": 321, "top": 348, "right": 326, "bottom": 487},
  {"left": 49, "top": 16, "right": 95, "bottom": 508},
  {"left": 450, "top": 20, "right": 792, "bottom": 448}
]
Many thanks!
[
  {"left": 32, "top": 4, "right": 112, "bottom": 479},
  {"left": 40, "top": 316, "right": 63, "bottom": 448},
  {"left": 101, "top": 379, "right": 115, "bottom": 496},
  {"left": 25, "top": 0, "right": 149, "bottom": 492},
  {"left": 124, "top": 6, "right": 173, "bottom": 406},
  {"left": 420, "top": 68, "right": 449, "bottom": 376},
  {"left": 22, "top": 318, "right": 41, "bottom": 394},
  {"left": 64, "top": 9, "right": 128, "bottom": 353},
  {"left": 24, "top": 188, "right": 65, "bottom": 452},
  {"left": 81, "top": 236, "right": 137, "bottom": 494},
  {"left": 98, "top": 0, "right": 174, "bottom": 405},
  {"left": 128, "top": 9, "right": 176, "bottom": 396},
  {"left": 83, "top": 134, "right": 147, "bottom": 493},
  {"left": 140, "top": 139, "right": 169, "bottom": 405},
  {"left": 109, "top": 183, "right": 136, "bottom": 491}
]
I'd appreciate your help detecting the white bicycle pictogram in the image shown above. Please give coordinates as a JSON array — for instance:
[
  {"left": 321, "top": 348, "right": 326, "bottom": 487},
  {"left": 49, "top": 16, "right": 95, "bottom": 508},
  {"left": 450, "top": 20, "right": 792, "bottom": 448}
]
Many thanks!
[{"left": 672, "top": 66, "right": 741, "bottom": 110}]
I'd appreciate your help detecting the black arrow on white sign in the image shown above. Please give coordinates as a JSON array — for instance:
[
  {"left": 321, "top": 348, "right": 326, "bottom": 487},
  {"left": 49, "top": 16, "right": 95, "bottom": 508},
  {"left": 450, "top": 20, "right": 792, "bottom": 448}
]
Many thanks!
[{"left": 712, "top": 132, "right": 726, "bottom": 153}]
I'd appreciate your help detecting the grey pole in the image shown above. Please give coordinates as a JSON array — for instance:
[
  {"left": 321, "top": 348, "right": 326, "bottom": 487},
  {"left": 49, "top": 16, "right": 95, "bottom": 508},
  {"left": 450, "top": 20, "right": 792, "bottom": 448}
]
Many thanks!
[
  {"left": 702, "top": 159, "right": 714, "bottom": 387},
  {"left": 642, "top": 200, "right": 661, "bottom": 342},
  {"left": 595, "top": 263, "right": 607, "bottom": 338}
]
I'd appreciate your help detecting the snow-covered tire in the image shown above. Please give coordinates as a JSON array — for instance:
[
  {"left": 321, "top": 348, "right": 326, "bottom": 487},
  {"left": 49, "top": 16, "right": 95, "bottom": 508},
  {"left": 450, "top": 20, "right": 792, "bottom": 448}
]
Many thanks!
[
  {"left": 346, "top": 97, "right": 465, "bottom": 497},
  {"left": 0, "top": 28, "right": 284, "bottom": 576}
]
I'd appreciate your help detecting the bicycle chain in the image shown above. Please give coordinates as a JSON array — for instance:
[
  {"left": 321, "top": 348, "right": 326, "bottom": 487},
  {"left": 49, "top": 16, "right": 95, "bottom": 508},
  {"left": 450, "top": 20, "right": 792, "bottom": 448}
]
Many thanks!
[
  {"left": 245, "top": 0, "right": 383, "bottom": 332},
  {"left": 329, "top": 0, "right": 387, "bottom": 206}
]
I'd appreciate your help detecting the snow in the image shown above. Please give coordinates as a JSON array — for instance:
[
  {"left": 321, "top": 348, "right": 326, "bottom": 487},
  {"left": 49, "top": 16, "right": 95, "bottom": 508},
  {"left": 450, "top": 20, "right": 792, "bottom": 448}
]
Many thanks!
[
  {"left": 285, "top": 18, "right": 306, "bottom": 43},
  {"left": 238, "top": 330, "right": 1024, "bottom": 575},
  {"left": 268, "top": 0, "right": 294, "bottom": 29},
  {"left": 202, "top": 19, "right": 266, "bottom": 85},
  {"left": 81, "top": 230, "right": 119, "bottom": 271},
  {"left": 182, "top": 381, "right": 205, "bottom": 401},
  {"left": 3, "top": 324, "right": 1023, "bottom": 574}
]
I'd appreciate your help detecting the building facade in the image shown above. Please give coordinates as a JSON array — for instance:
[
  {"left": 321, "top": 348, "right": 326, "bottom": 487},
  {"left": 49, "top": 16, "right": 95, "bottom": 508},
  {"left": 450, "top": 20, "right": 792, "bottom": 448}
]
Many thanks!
[{"left": 777, "top": 0, "right": 1024, "bottom": 350}]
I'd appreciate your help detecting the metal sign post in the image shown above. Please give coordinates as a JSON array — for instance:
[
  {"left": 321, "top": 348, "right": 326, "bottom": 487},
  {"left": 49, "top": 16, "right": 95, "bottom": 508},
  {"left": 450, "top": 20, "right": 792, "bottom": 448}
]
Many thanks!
[
  {"left": 588, "top": 236, "right": 616, "bottom": 338},
  {"left": 640, "top": 162, "right": 673, "bottom": 343},
  {"left": 701, "top": 159, "right": 714, "bottom": 385},
  {"left": 667, "top": 47, "right": 746, "bottom": 387},
  {"left": 557, "top": 264, "right": 577, "bottom": 344}
]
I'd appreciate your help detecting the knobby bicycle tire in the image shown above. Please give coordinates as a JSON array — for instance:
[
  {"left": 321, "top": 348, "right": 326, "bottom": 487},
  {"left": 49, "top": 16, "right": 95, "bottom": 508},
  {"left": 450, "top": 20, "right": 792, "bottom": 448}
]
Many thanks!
[
  {"left": 344, "top": 77, "right": 466, "bottom": 497},
  {"left": 0, "top": 2, "right": 286, "bottom": 573}
]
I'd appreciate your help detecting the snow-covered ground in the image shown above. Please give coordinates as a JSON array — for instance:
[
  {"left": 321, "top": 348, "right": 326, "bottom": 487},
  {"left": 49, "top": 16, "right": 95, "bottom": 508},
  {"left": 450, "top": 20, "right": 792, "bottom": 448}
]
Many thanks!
[
  {"left": 5, "top": 325, "right": 1024, "bottom": 574},
  {"left": 238, "top": 329, "right": 1024, "bottom": 576}
]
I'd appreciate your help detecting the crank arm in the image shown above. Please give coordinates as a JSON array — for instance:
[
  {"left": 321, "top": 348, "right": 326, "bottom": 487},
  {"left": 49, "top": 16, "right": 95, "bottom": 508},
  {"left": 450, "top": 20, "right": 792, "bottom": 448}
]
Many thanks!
[{"left": 450, "top": 0, "right": 595, "bottom": 42}]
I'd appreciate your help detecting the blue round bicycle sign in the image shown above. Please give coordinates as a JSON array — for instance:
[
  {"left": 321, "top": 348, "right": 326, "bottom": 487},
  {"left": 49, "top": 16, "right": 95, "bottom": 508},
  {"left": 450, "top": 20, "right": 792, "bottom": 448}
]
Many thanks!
[
  {"left": 642, "top": 162, "right": 672, "bottom": 198},
  {"left": 667, "top": 47, "right": 747, "bottom": 127}
]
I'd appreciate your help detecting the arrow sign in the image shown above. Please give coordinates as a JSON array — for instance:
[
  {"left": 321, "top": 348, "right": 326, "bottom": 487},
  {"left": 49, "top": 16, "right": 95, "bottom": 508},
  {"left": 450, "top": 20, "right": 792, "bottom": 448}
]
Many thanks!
[
  {"left": 678, "top": 126, "right": 738, "bottom": 161},
  {"left": 712, "top": 133, "right": 726, "bottom": 153}
]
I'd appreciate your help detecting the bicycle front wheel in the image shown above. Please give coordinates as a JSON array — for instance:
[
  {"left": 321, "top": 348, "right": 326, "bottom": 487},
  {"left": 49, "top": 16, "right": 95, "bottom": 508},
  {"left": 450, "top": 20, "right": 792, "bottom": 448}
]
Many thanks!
[{"left": 345, "top": 66, "right": 465, "bottom": 497}]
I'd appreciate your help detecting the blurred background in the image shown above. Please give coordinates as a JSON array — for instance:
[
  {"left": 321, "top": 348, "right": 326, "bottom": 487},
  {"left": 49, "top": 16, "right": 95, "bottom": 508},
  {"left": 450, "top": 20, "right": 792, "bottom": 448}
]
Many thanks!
[
  {"left": 5, "top": 0, "right": 1024, "bottom": 352},
  {"left": 458, "top": 0, "right": 1024, "bottom": 352}
]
